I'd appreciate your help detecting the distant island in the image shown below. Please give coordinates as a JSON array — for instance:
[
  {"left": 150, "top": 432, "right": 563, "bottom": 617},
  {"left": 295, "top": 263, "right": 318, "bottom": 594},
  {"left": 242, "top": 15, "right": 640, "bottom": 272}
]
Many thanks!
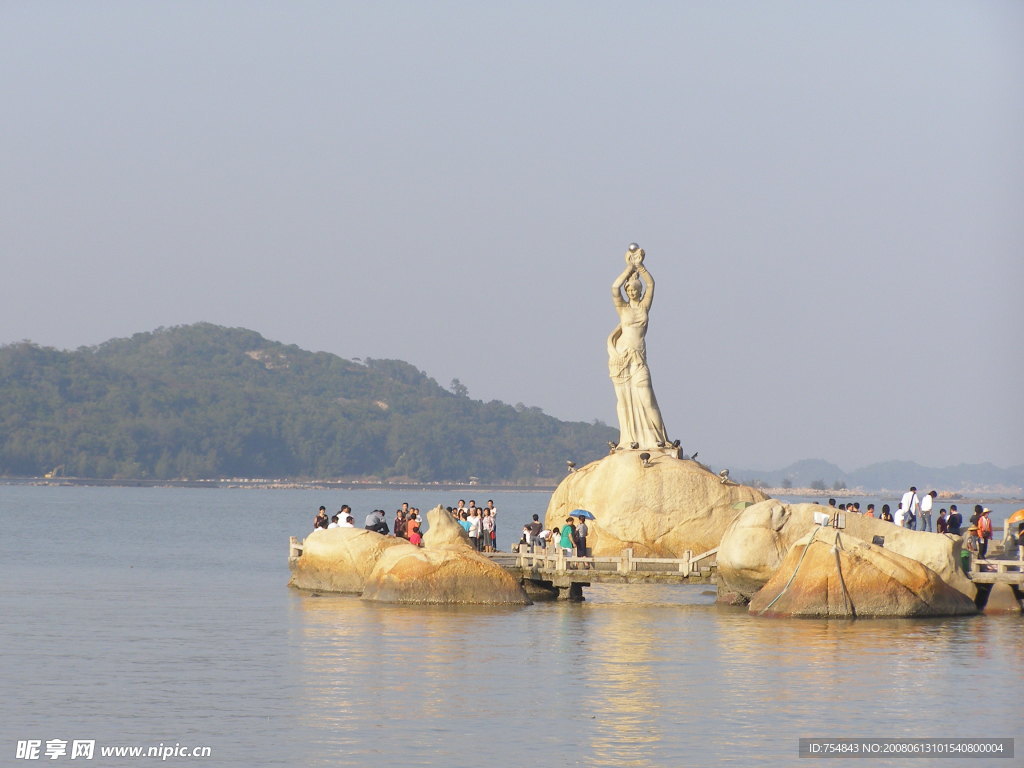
[
  {"left": 0, "top": 323, "right": 614, "bottom": 484},
  {"left": 1, "top": 323, "right": 1021, "bottom": 494}
]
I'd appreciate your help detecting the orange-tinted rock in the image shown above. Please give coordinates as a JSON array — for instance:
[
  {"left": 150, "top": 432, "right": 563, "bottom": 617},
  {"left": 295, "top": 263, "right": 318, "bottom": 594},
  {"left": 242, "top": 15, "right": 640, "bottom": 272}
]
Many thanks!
[
  {"left": 718, "top": 500, "right": 974, "bottom": 601},
  {"left": 288, "top": 527, "right": 406, "bottom": 593},
  {"left": 748, "top": 530, "right": 977, "bottom": 618},
  {"left": 361, "top": 546, "right": 530, "bottom": 604},
  {"left": 360, "top": 505, "right": 531, "bottom": 605}
]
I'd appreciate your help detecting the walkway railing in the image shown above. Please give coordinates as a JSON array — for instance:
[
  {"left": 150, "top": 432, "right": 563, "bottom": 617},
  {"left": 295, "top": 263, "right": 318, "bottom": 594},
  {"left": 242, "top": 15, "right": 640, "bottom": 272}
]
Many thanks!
[
  {"left": 968, "top": 550, "right": 1024, "bottom": 584},
  {"left": 492, "top": 545, "right": 719, "bottom": 578}
]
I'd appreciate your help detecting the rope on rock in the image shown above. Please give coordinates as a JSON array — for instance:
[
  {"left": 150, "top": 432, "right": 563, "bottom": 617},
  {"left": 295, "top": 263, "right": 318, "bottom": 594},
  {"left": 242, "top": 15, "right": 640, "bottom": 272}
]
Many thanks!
[
  {"left": 755, "top": 526, "right": 821, "bottom": 615},
  {"left": 831, "top": 530, "right": 856, "bottom": 619}
]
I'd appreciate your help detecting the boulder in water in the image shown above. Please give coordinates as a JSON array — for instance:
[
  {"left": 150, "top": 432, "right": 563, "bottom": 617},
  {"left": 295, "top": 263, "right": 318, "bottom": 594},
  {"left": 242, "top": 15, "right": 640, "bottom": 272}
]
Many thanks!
[
  {"left": 748, "top": 529, "right": 978, "bottom": 618},
  {"left": 288, "top": 527, "right": 407, "bottom": 593},
  {"left": 717, "top": 500, "right": 974, "bottom": 601},
  {"left": 361, "top": 546, "right": 531, "bottom": 604},
  {"left": 361, "top": 505, "right": 531, "bottom": 605}
]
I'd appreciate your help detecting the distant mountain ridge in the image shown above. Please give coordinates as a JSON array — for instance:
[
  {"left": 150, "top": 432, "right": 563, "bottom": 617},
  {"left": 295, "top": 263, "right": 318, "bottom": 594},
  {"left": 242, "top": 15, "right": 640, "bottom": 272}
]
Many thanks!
[
  {"left": 732, "top": 459, "right": 1024, "bottom": 495},
  {"left": 0, "top": 323, "right": 615, "bottom": 482}
]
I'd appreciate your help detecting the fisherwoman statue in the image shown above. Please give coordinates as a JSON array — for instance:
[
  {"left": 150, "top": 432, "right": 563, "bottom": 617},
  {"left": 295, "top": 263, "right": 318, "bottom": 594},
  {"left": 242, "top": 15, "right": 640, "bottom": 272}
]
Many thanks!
[{"left": 608, "top": 244, "right": 670, "bottom": 450}]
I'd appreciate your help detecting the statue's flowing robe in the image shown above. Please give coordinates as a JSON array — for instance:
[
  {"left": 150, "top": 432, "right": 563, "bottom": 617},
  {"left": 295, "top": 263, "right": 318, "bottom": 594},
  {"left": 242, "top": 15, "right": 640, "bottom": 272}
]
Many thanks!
[{"left": 607, "top": 325, "right": 669, "bottom": 449}]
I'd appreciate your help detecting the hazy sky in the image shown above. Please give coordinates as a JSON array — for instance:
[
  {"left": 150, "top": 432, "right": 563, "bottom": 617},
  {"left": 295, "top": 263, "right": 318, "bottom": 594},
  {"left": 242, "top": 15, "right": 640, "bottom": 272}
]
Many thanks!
[{"left": 3, "top": 2, "right": 1022, "bottom": 471}]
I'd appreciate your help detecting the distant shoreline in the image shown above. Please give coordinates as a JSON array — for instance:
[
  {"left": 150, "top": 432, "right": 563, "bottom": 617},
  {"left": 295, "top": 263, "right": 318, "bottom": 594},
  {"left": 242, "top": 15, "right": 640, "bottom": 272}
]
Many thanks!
[
  {"left": 0, "top": 476, "right": 557, "bottom": 493},
  {"left": 1, "top": 476, "right": 1020, "bottom": 503}
]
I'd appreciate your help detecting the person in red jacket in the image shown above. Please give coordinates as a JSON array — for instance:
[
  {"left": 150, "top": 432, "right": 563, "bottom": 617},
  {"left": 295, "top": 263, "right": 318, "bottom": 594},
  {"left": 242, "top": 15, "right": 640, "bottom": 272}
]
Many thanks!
[{"left": 977, "top": 508, "right": 993, "bottom": 558}]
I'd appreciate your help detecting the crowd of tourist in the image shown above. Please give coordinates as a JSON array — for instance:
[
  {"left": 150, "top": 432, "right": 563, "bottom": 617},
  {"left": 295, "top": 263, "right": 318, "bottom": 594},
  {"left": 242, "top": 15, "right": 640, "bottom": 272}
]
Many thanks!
[
  {"left": 312, "top": 499, "right": 504, "bottom": 550},
  {"left": 825, "top": 487, "right": 996, "bottom": 556},
  {"left": 448, "top": 499, "right": 500, "bottom": 552}
]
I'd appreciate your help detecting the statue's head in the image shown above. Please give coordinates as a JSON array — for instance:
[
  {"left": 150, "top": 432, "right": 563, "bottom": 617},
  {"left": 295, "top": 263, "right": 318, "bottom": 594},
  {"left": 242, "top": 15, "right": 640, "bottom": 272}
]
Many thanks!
[{"left": 625, "top": 276, "right": 643, "bottom": 301}]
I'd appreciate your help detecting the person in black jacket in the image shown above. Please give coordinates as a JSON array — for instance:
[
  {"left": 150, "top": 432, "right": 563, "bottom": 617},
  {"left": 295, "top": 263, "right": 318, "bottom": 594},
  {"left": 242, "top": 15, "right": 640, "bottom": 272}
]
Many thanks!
[{"left": 946, "top": 504, "right": 962, "bottom": 535}]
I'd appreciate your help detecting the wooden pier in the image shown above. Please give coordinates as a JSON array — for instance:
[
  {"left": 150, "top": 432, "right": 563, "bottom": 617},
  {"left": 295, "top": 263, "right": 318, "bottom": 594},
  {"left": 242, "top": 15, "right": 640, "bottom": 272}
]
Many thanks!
[{"left": 483, "top": 546, "right": 720, "bottom": 599}]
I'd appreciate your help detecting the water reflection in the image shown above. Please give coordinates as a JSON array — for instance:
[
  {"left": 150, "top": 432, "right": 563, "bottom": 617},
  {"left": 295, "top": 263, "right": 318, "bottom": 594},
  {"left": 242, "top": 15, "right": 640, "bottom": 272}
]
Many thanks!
[
  {"left": 286, "top": 582, "right": 1021, "bottom": 768},
  {"left": 581, "top": 604, "right": 666, "bottom": 767},
  {"left": 290, "top": 592, "right": 542, "bottom": 766}
]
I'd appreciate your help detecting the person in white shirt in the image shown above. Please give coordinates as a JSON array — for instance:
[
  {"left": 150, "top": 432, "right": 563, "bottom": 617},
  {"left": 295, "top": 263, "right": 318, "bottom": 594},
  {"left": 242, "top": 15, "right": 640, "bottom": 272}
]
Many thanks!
[
  {"left": 468, "top": 509, "right": 483, "bottom": 551},
  {"left": 919, "top": 490, "right": 937, "bottom": 532},
  {"left": 900, "top": 487, "right": 920, "bottom": 529},
  {"left": 327, "top": 515, "right": 341, "bottom": 529},
  {"left": 339, "top": 515, "right": 355, "bottom": 528},
  {"left": 894, "top": 504, "right": 906, "bottom": 528}
]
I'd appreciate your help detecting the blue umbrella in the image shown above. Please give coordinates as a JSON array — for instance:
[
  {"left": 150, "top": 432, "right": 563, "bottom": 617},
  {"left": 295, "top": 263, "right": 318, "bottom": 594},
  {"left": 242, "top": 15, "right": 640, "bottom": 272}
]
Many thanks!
[{"left": 572, "top": 509, "right": 595, "bottom": 520}]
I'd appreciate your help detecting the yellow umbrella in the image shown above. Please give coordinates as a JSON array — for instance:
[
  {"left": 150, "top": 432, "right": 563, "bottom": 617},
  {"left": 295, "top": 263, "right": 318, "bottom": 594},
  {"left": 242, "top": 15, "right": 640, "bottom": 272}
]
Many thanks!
[{"left": 1007, "top": 509, "right": 1024, "bottom": 525}]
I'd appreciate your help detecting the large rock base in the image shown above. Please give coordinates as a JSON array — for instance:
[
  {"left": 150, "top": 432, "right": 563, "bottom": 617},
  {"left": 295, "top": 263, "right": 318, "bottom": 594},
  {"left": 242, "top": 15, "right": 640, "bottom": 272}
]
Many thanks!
[{"left": 545, "top": 451, "right": 768, "bottom": 557}]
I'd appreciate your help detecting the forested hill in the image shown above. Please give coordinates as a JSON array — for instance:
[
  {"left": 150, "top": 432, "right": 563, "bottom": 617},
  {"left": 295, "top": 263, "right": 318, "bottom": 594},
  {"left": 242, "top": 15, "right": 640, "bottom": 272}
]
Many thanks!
[{"left": 0, "top": 323, "right": 615, "bottom": 482}]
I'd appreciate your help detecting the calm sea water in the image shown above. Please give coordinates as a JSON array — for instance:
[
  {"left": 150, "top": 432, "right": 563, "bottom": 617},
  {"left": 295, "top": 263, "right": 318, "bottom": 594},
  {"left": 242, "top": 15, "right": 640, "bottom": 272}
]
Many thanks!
[{"left": 1, "top": 485, "right": 1020, "bottom": 767}]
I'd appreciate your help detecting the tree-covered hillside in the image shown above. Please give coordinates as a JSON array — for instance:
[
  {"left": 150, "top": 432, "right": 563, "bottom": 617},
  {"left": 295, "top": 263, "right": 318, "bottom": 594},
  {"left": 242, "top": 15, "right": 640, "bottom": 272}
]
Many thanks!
[{"left": 0, "top": 323, "right": 615, "bottom": 482}]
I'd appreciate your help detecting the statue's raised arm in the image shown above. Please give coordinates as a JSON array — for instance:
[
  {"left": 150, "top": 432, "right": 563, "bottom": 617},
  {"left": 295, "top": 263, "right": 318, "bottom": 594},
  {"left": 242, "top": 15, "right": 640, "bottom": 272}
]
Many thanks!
[
  {"left": 607, "top": 244, "right": 670, "bottom": 450},
  {"left": 611, "top": 265, "right": 633, "bottom": 307}
]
